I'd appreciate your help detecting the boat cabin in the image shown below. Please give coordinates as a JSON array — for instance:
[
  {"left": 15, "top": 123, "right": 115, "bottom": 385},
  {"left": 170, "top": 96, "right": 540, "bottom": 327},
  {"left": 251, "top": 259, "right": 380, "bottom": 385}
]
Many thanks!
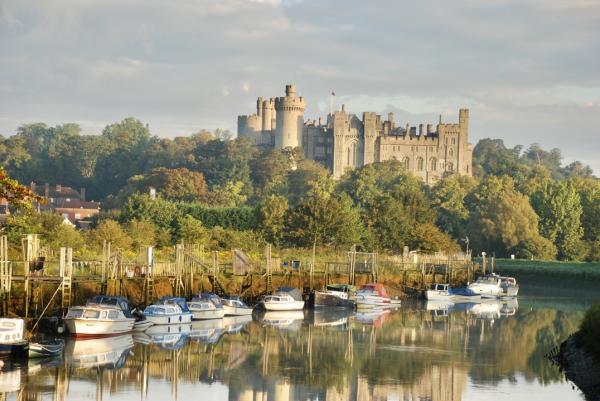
[
  {"left": 65, "top": 306, "right": 128, "bottom": 321},
  {"left": 156, "top": 297, "right": 191, "bottom": 313},
  {"left": 143, "top": 305, "right": 182, "bottom": 316},
  {"left": 87, "top": 296, "right": 133, "bottom": 318},
  {"left": 358, "top": 283, "right": 389, "bottom": 298},
  {"left": 429, "top": 283, "right": 450, "bottom": 292},
  {"left": 0, "top": 318, "right": 24, "bottom": 343},
  {"left": 263, "top": 295, "right": 295, "bottom": 303}
]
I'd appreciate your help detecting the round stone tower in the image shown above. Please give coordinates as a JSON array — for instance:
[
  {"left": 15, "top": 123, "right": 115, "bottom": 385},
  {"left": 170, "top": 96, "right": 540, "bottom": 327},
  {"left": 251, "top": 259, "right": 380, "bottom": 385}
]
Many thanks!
[{"left": 275, "top": 84, "right": 306, "bottom": 149}]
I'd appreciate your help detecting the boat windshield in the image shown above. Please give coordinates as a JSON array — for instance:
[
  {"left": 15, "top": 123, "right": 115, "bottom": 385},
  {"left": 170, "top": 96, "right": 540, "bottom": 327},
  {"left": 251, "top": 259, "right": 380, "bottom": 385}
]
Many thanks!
[
  {"left": 65, "top": 309, "right": 84, "bottom": 319},
  {"left": 82, "top": 309, "right": 100, "bottom": 319}
]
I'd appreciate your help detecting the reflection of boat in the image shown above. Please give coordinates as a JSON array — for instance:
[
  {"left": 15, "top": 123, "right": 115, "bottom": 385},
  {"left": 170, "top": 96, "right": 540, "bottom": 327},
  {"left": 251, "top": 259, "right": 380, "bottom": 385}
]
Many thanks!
[
  {"left": 500, "top": 298, "right": 519, "bottom": 316},
  {"left": 0, "top": 318, "right": 28, "bottom": 358},
  {"left": 133, "top": 320, "right": 154, "bottom": 331},
  {"left": 259, "top": 288, "right": 305, "bottom": 311},
  {"left": 354, "top": 308, "right": 390, "bottom": 327},
  {"left": 144, "top": 322, "right": 193, "bottom": 336},
  {"left": 355, "top": 283, "right": 401, "bottom": 308},
  {"left": 143, "top": 297, "right": 193, "bottom": 325},
  {"left": 133, "top": 332, "right": 189, "bottom": 350},
  {"left": 312, "top": 284, "right": 356, "bottom": 308},
  {"left": 425, "top": 283, "right": 452, "bottom": 300},
  {"left": 222, "top": 315, "right": 252, "bottom": 333},
  {"left": 66, "top": 335, "right": 133, "bottom": 369},
  {"left": 64, "top": 296, "right": 135, "bottom": 337},
  {"left": 500, "top": 276, "right": 519, "bottom": 297},
  {"left": 309, "top": 308, "right": 354, "bottom": 328},
  {"left": 467, "top": 300, "right": 501, "bottom": 319},
  {"left": 259, "top": 311, "right": 304, "bottom": 329},
  {"left": 29, "top": 339, "right": 64, "bottom": 358},
  {"left": 425, "top": 300, "right": 454, "bottom": 313},
  {"left": 189, "top": 319, "right": 224, "bottom": 343},
  {"left": 0, "top": 367, "right": 21, "bottom": 392},
  {"left": 221, "top": 295, "right": 253, "bottom": 316}
]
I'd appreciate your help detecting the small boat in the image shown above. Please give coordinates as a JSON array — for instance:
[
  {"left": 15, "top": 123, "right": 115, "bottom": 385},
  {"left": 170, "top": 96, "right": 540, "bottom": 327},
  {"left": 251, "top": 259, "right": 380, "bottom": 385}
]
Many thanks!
[
  {"left": 312, "top": 284, "right": 356, "bottom": 308},
  {"left": 221, "top": 295, "right": 253, "bottom": 316},
  {"left": 0, "top": 318, "right": 29, "bottom": 358},
  {"left": 467, "top": 274, "right": 503, "bottom": 298},
  {"left": 142, "top": 297, "right": 193, "bottom": 325},
  {"left": 425, "top": 283, "right": 453, "bottom": 300},
  {"left": 355, "top": 283, "right": 400, "bottom": 308},
  {"left": 64, "top": 296, "right": 135, "bottom": 337},
  {"left": 259, "top": 288, "right": 305, "bottom": 311},
  {"left": 28, "top": 340, "right": 64, "bottom": 359},
  {"left": 500, "top": 276, "right": 519, "bottom": 297},
  {"left": 188, "top": 293, "right": 225, "bottom": 320},
  {"left": 133, "top": 320, "right": 154, "bottom": 332}
]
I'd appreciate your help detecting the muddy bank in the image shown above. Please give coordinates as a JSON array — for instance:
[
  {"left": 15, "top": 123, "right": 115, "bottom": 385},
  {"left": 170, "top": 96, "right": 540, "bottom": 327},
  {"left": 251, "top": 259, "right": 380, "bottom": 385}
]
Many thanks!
[{"left": 551, "top": 334, "right": 600, "bottom": 401}]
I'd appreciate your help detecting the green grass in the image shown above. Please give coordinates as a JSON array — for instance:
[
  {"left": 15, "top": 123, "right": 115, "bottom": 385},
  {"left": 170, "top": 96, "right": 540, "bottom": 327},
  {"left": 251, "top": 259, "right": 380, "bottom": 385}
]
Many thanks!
[{"left": 479, "top": 258, "right": 600, "bottom": 281}]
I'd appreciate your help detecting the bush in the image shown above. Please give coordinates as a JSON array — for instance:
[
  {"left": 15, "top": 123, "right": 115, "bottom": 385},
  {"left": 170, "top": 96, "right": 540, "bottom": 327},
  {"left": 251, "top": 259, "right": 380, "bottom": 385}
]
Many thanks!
[{"left": 579, "top": 302, "right": 600, "bottom": 359}]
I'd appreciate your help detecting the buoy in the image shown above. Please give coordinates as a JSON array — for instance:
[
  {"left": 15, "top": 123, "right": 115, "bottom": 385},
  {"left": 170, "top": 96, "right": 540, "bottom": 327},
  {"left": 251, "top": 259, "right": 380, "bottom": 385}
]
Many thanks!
[{"left": 57, "top": 325, "right": 65, "bottom": 334}]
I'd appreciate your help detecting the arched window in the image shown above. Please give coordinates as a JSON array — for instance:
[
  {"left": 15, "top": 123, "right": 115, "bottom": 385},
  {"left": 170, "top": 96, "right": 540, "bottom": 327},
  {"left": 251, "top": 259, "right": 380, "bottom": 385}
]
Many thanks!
[
  {"left": 447, "top": 162, "right": 454, "bottom": 172},
  {"left": 417, "top": 157, "right": 424, "bottom": 171},
  {"left": 449, "top": 147, "right": 454, "bottom": 157},
  {"left": 430, "top": 158, "right": 437, "bottom": 171},
  {"left": 347, "top": 147, "right": 351, "bottom": 165},
  {"left": 402, "top": 157, "right": 410, "bottom": 170},
  {"left": 352, "top": 143, "right": 356, "bottom": 165}
]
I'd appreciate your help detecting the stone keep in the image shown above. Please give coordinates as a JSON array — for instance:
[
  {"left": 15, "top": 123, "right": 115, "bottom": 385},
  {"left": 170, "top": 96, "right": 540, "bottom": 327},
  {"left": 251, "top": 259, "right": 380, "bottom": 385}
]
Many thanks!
[{"left": 274, "top": 84, "right": 306, "bottom": 149}]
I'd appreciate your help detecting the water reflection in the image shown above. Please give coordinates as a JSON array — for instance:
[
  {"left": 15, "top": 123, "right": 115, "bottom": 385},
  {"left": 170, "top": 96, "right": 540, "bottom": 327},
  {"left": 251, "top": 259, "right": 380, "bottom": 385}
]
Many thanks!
[{"left": 0, "top": 295, "right": 590, "bottom": 401}]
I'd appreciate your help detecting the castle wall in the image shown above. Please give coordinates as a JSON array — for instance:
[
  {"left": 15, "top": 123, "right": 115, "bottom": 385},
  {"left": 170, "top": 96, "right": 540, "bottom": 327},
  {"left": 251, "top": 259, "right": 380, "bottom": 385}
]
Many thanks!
[{"left": 275, "top": 85, "right": 305, "bottom": 149}]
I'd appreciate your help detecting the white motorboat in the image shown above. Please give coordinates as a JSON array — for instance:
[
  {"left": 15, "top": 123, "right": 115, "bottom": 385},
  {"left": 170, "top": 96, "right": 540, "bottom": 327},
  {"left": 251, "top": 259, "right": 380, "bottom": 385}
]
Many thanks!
[
  {"left": 188, "top": 293, "right": 225, "bottom": 319},
  {"left": 260, "top": 294, "right": 305, "bottom": 311},
  {"left": 467, "top": 274, "right": 503, "bottom": 298},
  {"left": 425, "top": 283, "right": 453, "bottom": 300},
  {"left": 142, "top": 297, "right": 193, "bottom": 325},
  {"left": 0, "top": 318, "right": 28, "bottom": 358},
  {"left": 64, "top": 296, "right": 135, "bottom": 338},
  {"left": 355, "top": 283, "right": 401, "bottom": 308},
  {"left": 312, "top": 284, "right": 356, "bottom": 308},
  {"left": 66, "top": 334, "right": 133, "bottom": 369},
  {"left": 221, "top": 296, "right": 253, "bottom": 316}
]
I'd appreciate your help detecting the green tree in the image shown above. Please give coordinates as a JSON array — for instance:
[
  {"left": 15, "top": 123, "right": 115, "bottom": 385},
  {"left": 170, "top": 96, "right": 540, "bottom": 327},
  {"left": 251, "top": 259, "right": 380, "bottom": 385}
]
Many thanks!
[
  {"left": 176, "top": 214, "right": 208, "bottom": 244},
  {"left": 286, "top": 160, "right": 334, "bottom": 206},
  {"left": 530, "top": 180, "right": 584, "bottom": 260},
  {"left": 430, "top": 175, "right": 477, "bottom": 239},
  {"left": 573, "top": 178, "right": 600, "bottom": 241},
  {"left": 121, "top": 193, "right": 181, "bottom": 230},
  {"left": 259, "top": 195, "right": 289, "bottom": 246},
  {"left": 127, "top": 219, "right": 157, "bottom": 249},
  {"left": 88, "top": 220, "right": 132, "bottom": 250}
]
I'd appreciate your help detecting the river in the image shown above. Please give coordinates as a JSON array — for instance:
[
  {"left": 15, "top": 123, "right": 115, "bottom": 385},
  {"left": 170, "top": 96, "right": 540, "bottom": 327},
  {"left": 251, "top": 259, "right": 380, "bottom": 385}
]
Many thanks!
[{"left": 1, "top": 275, "right": 598, "bottom": 401}]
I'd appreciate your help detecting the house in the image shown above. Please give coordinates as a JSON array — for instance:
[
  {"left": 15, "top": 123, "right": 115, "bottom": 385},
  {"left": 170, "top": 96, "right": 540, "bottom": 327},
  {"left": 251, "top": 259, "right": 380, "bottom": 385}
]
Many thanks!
[{"left": 54, "top": 200, "right": 101, "bottom": 223}]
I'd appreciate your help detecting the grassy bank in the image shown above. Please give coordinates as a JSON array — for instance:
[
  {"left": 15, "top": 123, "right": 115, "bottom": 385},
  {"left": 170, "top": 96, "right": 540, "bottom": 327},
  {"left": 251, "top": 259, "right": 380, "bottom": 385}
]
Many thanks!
[{"left": 482, "top": 258, "right": 600, "bottom": 281}]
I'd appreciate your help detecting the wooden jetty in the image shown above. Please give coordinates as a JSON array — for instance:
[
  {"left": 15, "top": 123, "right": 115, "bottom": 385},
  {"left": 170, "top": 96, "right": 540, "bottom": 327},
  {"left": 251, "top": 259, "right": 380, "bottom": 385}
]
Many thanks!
[{"left": 0, "top": 234, "right": 480, "bottom": 321}]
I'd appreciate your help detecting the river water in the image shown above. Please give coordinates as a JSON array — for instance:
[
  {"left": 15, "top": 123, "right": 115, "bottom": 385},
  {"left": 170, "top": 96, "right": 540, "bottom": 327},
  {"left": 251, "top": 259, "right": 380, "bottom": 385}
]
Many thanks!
[{"left": 1, "top": 276, "right": 598, "bottom": 401}]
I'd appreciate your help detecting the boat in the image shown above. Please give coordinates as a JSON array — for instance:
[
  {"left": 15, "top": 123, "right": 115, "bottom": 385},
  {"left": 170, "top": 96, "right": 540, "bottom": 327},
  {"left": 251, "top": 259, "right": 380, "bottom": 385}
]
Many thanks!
[
  {"left": 425, "top": 283, "right": 453, "bottom": 300},
  {"left": 133, "top": 320, "right": 154, "bottom": 332},
  {"left": 312, "top": 284, "right": 356, "bottom": 308},
  {"left": 259, "top": 288, "right": 305, "bottom": 311},
  {"left": 259, "top": 310, "right": 304, "bottom": 329},
  {"left": 0, "top": 318, "right": 29, "bottom": 358},
  {"left": 190, "top": 319, "right": 224, "bottom": 343},
  {"left": 144, "top": 322, "right": 193, "bottom": 336},
  {"left": 450, "top": 287, "right": 482, "bottom": 301},
  {"left": 28, "top": 339, "right": 64, "bottom": 358},
  {"left": 142, "top": 297, "right": 193, "bottom": 325},
  {"left": 188, "top": 293, "right": 225, "bottom": 320},
  {"left": 500, "top": 275, "right": 519, "bottom": 297},
  {"left": 66, "top": 334, "right": 133, "bottom": 369},
  {"left": 467, "top": 274, "right": 503, "bottom": 298},
  {"left": 222, "top": 315, "right": 253, "bottom": 333},
  {"left": 64, "top": 296, "right": 135, "bottom": 337},
  {"left": 221, "top": 295, "right": 253, "bottom": 316},
  {"left": 355, "top": 283, "right": 401, "bottom": 308}
]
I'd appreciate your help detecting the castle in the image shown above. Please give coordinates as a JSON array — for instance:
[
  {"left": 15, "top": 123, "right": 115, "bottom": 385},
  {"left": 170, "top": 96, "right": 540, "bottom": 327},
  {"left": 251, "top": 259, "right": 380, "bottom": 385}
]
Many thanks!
[{"left": 238, "top": 84, "right": 473, "bottom": 184}]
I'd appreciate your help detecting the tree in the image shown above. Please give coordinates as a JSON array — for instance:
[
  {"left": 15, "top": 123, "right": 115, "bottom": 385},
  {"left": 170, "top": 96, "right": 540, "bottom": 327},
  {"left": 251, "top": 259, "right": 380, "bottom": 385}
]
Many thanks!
[
  {"left": 127, "top": 219, "right": 157, "bottom": 249},
  {"left": 176, "top": 214, "right": 208, "bottom": 244},
  {"left": 88, "top": 220, "right": 132, "bottom": 250},
  {"left": 430, "top": 175, "right": 477, "bottom": 239},
  {"left": 259, "top": 195, "right": 288, "bottom": 246},
  {"left": 285, "top": 160, "right": 333, "bottom": 206},
  {"left": 121, "top": 193, "right": 182, "bottom": 230},
  {"left": 573, "top": 178, "right": 600, "bottom": 241},
  {"left": 530, "top": 180, "right": 584, "bottom": 260},
  {"left": 466, "top": 176, "right": 556, "bottom": 259},
  {"left": 285, "top": 194, "right": 363, "bottom": 248},
  {"left": 140, "top": 167, "right": 207, "bottom": 202},
  {"left": 0, "top": 167, "right": 43, "bottom": 209}
]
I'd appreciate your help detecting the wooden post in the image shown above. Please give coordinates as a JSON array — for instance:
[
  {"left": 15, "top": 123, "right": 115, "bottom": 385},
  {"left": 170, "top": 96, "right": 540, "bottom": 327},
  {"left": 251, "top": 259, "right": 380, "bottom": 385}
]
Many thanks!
[
  {"left": 482, "top": 253, "right": 487, "bottom": 275},
  {"left": 265, "top": 245, "right": 272, "bottom": 294},
  {"left": 0, "top": 236, "right": 11, "bottom": 315},
  {"left": 310, "top": 241, "right": 316, "bottom": 290}
]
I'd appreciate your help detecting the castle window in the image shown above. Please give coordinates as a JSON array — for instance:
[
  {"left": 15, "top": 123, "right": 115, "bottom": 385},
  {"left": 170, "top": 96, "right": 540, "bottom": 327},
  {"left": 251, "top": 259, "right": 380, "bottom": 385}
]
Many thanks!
[
  {"left": 402, "top": 157, "right": 410, "bottom": 170},
  {"left": 430, "top": 158, "right": 437, "bottom": 171},
  {"left": 417, "top": 157, "right": 424, "bottom": 171},
  {"left": 352, "top": 143, "right": 356, "bottom": 165},
  {"left": 347, "top": 147, "right": 351, "bottom": 165},
  {"left": 452, "top": 138, "right": 456, "bottom": 145},
  {"left": 447, "top": 162, "right": 454, "bottom": 172},
  {"left": 449, "top": 148, "right": 454, "bottom": 157}
]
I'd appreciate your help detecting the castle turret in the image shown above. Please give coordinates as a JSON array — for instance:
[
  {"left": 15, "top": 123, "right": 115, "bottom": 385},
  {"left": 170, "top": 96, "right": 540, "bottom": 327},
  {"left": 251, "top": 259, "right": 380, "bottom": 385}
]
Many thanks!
[{"left": 275, "top": 84, "right": 305, "bottom": 149}]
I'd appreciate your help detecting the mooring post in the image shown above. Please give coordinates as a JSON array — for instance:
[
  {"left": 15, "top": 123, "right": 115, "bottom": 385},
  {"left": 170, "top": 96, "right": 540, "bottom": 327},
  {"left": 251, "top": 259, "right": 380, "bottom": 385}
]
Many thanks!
[
  {"left": 265, "top": 244, "right": 272, "bottom": 294},
  {"left": 0, "top": 236, "right": 11, "bottom": 315}
]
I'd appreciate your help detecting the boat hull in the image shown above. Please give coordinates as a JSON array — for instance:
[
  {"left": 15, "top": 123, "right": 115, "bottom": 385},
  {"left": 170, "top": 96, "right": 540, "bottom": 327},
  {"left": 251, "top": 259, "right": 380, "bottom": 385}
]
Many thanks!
[
  {"left": 65, "top": 318, "right": 135, "bottom": 338},
  {"left": 191, "top": 309, "right": 225, "bottom": 320},
  {"left": 313, "top": 291, "right": 355, "bottom": 308},
  {"left": 425, "top": 290, "right": 453, "bottom": 301},
  {"left": 0, "top": 341, "right": 29, "bottom": 358},
  {"left": 261, "top": 300, "right": 305, "bottom": 311},
  {"left": 222, "top": 305, "right": 253, "bottom": 316},
  {"left": 28, "top": 341, "right": 64, "bottom": 358},
  {"left": 142, "top": 313, "right": 193, "bottom": 325}
]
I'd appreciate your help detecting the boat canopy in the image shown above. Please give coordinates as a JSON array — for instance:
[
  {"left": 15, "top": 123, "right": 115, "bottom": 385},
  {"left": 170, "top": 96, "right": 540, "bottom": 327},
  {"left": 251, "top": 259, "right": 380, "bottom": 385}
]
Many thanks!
[
  {"left": 156, "top": 297, "right": 190, "bottom": 313},
  {"left": 193, "top": 292, "right": 223, "bottom": 306},
  {"left": 274, "top": 287, "right": 303, "bottom": 301},
  {"left": 87, "top": 296, "right": 132, "bottom": 318},
  {"left": 359, "top": 283, "right": 388, "bottom": 298},
  {"left": 326, "top": 284, "right": 356, "bottom": 293}
]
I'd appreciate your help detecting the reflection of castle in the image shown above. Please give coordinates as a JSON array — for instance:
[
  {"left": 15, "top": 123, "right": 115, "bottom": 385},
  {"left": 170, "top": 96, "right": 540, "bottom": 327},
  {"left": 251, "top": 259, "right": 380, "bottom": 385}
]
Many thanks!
[{"left": 238, "top": 85, "right": 473, "bottom": 184}]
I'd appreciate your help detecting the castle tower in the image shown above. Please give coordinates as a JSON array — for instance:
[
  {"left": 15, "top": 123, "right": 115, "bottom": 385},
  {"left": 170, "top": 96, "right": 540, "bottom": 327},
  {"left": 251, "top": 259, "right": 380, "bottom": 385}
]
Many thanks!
[{"left": 274, "top": 84, "right": 306, "bottom": 149}]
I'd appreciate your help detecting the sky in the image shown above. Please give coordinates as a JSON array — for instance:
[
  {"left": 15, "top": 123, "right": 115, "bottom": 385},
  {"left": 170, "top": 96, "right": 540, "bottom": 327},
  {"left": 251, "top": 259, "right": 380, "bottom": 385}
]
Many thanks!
[{"left": 1, "top": 0, "right": 599, "bottom": 172}]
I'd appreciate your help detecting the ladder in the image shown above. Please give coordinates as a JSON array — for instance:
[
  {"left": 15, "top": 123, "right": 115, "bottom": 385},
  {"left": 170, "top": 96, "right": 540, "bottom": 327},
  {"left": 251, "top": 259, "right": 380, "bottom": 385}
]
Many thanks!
[
  {"left": 60, "top": 247, "right": 73, "bottom": 316},
  {"left": 144, "top": 275, "right": 154, "bottom": 304}
]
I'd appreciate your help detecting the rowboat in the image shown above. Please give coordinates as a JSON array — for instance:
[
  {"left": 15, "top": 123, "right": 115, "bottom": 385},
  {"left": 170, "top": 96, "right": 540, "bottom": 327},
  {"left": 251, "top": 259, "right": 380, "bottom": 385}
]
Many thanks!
[{"left": 28, "top": 340, "right": 64, "bottom": 358}]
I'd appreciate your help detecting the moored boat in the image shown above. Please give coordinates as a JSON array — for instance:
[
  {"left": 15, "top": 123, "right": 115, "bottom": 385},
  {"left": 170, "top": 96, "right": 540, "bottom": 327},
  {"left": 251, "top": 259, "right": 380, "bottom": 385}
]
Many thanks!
[
  {"left": 142, "top": 297, "right": 193, "bottom": 325},
  {"left": 188, "top": 293, "right": 225, "bottom": 320},
  {"left": 221, "top": 295, "right": 253, "bottom": 316},
  {"left": 500, "top": 276, "right": 519, "bottom": 297},
  {"left": 259, "top": 288, "right": 305, "bottom": 311},
  {"left": 467, "top": 274, "right": 503, "bottom": 298},
  {"left": 0, "top": 318, "right": 29, "bottom": 358},
  {"left": 450, "top": 287, "right": 482, "bottom": 301},
  {"left": 28, "top": 339, "right": 64, "bottom": 359},
  {"left": 425, "top": 283, "right": 453, "bottom": 300},
  {"left": 312, "top": 284, "right": 356, "bottom": 308},
  {"left": 64, "top": 296, "right": 135, "bottom": 338},
  {"left": 355, "top": 283, "right": 400, "bottom": 308}
]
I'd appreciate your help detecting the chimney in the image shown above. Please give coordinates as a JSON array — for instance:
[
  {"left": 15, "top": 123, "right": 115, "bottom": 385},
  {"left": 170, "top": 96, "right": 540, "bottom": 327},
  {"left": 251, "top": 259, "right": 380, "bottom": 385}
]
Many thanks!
[
  {"left": 387, "top": 112, "right": 394, "bottom": 123},
  {"left": 80, "top": 187, "right": 86, "bottom": 202},
  {"left": 45, "top": 183, "right": 50, "bottom": 198},
  {"left": 419, "top": 124, "right": 424, "bottom": 135}
]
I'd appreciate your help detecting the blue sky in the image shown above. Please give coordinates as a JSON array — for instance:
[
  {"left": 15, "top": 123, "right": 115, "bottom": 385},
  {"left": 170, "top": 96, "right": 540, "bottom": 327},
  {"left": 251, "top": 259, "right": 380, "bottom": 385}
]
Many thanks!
[{"left": 1, "top": 0, "right": 598, "bottom": 172}]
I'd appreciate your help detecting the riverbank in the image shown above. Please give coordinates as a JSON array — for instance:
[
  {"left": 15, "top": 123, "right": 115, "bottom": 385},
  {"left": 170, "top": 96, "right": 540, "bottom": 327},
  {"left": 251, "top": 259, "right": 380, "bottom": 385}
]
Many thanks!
[
  {"left": 486, "top": 259, "right": 600, "bottom": 282},
  {"left": 552, "top": 334, "right": 600, "bottom": 401}
]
